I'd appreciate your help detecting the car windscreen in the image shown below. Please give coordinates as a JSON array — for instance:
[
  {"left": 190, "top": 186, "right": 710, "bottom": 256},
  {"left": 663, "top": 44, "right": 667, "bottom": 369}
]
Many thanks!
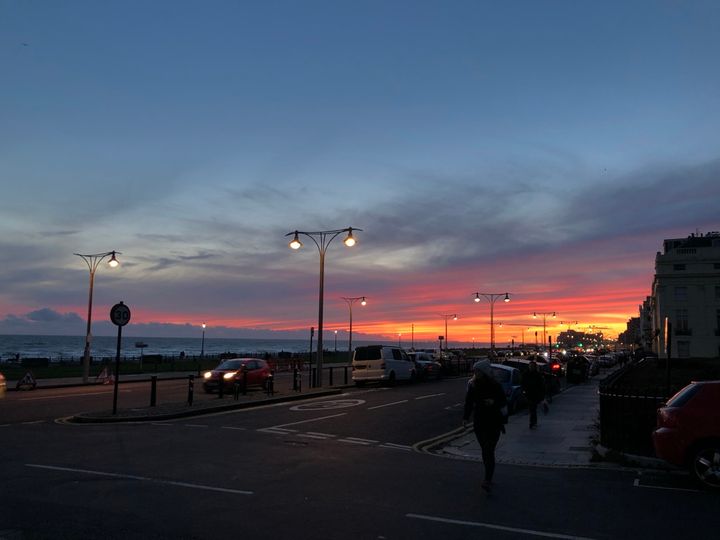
[
  {"left": 354, "top": 346, "right": 383, "bottom": 361},
  {"left": 217, "top": 360, "right": 244, "bottom": 370},
  {"left": 491, "top": 368, "right": 511, "bottom": 383},
  {"left": 666, "top": 383, "right": 701, "bottom": 407}
]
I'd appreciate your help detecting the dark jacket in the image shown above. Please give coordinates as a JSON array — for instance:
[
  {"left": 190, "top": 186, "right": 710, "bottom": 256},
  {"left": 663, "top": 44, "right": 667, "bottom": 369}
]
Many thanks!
[
  {"left": 521, "top": 369, "right": 545, "bottom": 403},
  {"left": 463, "top": 374, "right": 507, "bottom": 432}
]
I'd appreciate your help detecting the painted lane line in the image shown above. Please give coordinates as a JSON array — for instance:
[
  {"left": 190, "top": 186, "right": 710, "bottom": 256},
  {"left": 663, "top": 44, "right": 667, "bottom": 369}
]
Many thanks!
[
  {"left": 379, "top": 443, "right": 413, "bottom": 451},
  {"left": 297, "top": 434, "right": 330, "bottom": 440},
  {"left": 338, "top": 439, "right": 372, "bottom": 445},
  {"left": 257, "top": 428, "right": 297, "bottom": 435},
  {"left": 306, "top": 432, "right": 336, "bottom": 438},
  {"left": 367, "top": 400, "right": 408, "bottom": 411},
  {"left": 344, "top": 437, "right": 379, "bottom": 444},
  {"left": 406, "top": 514, "right": 596, "bottom": 540},
  {"left": 25, "top": 464, "right": 253, "bottom": 495},
  {"left": 263, "top": 413, "right": 347, "bottom": 430},
  {"left": 221, "top": 426, "right": 247, "bottom": 431},
  {"left": 415, "top": 393, "right": 445, "bottom": 400}
]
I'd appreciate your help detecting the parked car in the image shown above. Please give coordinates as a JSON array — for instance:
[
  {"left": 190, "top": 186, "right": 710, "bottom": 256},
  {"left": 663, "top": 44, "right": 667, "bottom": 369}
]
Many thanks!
[
  {"left": 489, "top": 363, "right": 525, "bottom": 414},
  {"left": 565, "top": 356, "right": 590, "bottom": 384},
  {"left": 597, "top": 355, "right": 616, "bottom": 368},
  {"left": 652, "top": 380, "right": 720, "bottom": 489},
  {"left": 501, "top": 357, "right": 561, "bottom": 395},
  {"left": 407, "top": 351, "right": 442, "bottom": 380},
  {"left": 203, "top": 358, "right": 272, "bottom": 393},
  {"left": 352, "top": 345, "right": 416, "bottom": 385}
]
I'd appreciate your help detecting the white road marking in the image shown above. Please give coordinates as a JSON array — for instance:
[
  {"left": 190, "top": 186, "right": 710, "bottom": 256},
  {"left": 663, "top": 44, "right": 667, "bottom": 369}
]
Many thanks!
[
  {"left": 633, "top": 477, "right": 700, "bottom": 493},
  {"left": 221, "top": 426, "right": 247, "bottom": 431},
  {"left": 21, "top": 421, "right": 45, "bottom": 425},
  {"left": 343, "top": 437, "right": 379, "bottom": 444},
  {"left": 415, "top": 393, "right": 445, "bottom": 400},
  {"left": 379, "top": 443, "right": 413, "bottom": 451},
  {"left": 297, "top": 433, "right": 330, "bottom": 440},
  {"left": 406, "top": 514, "right": 597, "bottom": 539},
  {"left": 367, "top": 400, "right": 408, "bottom": 410},
  {"left": 339, "top": 439, "right": 372, "bottom": 445},
  {"left": 306, "top": 432, "right": 336, "bottom": 438},
  {"left": 25, "top": 464, "right": 253, "bottom": 495},
  {"left": 257, "top": 427, "right": 297, "bottom": 435},
  {"left": 263, "top": 413, "right": 347, "bottom": 430}
]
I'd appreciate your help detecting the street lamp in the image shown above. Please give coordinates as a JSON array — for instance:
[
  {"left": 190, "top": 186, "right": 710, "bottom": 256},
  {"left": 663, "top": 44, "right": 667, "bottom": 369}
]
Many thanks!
[
  {"left": 342, "top": 296, "right": 366, "bottom": 365},
  {"left": 287, "top": 227, "right": 361, "bottom": 387},
  {"left": 198, "top": 323, "right": 206, "bottom": 376},
  {"left": 74, "top": 250, "right": 121, "bottom": 383},
  {"left": 398, "top": 333, "right": 402, "bottom": 347},
  {"left": 533, "top": 311, "right": 557, "bottom": 348},
  {"left": 439, "top": 314, "right": 458, "bottom": 354},
  {"left": 473, "top": 292, "right": 511, "bottom": 355},
  {"left": 334, "top": 330, "right": 338, "bottom": 354}
]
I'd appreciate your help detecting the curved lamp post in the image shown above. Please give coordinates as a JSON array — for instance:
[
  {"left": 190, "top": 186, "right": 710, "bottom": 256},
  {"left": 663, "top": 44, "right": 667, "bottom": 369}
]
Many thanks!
[
  {"left": 287, "top": 227, "right": 361, "bottom": 387},
  {"left": 341, "top": 296, "right": 366, "bottom": 364},
  {"left": 74, "top": 250, "right": 121, "bottom": 383},
  {"left": 473, "top": 292, "right": 511, "bottom": 354},
  {"left": 533, "top": 311, "right": 557, "bottom": 348}
]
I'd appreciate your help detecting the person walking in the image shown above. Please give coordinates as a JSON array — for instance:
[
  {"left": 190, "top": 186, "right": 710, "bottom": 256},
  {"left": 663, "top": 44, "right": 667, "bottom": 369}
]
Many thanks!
[
  {"left": 463, "top": 359, "right": 507, "bottom": 493},
  {"left": 522, "top": 359, "right": 546, "bottom": 429}
]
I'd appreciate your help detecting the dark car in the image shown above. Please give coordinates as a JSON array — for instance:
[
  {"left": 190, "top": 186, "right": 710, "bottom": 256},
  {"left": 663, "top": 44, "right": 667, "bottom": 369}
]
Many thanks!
[
  {"left": 653, "top": 380, "right": 720, "bottom": 489},
  {"left": 565, "top": 356, "right": 589, "bottom": 384},
  {"left": 490, "top": 363, "right": 525, "bottom": 414},
  {"left": 407, "top": 351, "right": 442, "bottom": 380},
  {"left": 203, "top": 358, "right": 272, "bottom": 393}
]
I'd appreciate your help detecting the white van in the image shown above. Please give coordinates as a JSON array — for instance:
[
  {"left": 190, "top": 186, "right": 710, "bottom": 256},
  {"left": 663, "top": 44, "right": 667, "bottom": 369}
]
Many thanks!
[{"left": 352, "top": 345, "right": 417, "bottom": 385}]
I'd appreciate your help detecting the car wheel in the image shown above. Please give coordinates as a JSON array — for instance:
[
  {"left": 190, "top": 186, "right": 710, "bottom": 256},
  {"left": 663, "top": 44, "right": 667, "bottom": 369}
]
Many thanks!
[{"left": 691, "top": 443, "right": 720, "bottom": 490}]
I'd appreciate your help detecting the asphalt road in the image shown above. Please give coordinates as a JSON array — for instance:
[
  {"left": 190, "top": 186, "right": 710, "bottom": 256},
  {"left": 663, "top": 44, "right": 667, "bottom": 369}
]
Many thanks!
[{"left": 1, "top": 378, "right": 717, "bottom": 539}]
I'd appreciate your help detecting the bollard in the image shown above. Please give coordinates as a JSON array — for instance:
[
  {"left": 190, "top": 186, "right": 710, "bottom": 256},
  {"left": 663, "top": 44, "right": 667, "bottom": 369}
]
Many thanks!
[
  {"left": 187, "top": 375, "right": 194, "bottom": 406},
  {"left": 329, "top": 366, "right": 334, "bottom": 387},
  {"left": 266, "top": 373, "right": 274, "bottom": 396},
  {"left": 150, "top": 375, "right": 157, "bottom": 407}
]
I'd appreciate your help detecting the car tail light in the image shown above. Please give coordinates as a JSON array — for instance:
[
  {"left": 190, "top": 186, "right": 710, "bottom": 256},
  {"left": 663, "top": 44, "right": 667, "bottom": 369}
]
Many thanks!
[
  {"left": 551, "top": 363, "right": 561, "bottom": 372},
  {"left": 657, "top": 408, "right": 680, "bottom": 428}
]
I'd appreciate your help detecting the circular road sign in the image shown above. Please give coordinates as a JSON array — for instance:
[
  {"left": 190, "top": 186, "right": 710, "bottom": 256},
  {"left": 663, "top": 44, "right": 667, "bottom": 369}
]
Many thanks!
[
  {"left": 289, "top": 399, "right": 365, "bottom": 411},
  {"left": 110, "top": 302, "right": 131, "bottom": 327}
]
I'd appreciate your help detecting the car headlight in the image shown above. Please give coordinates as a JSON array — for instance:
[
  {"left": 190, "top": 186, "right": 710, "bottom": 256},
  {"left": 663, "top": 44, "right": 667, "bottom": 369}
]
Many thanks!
[
  {"left": 203, "top": 371, "right": 212, "bottom": 379},
  {"left": 223, "top": 371, "right": 237, "bottom": 380}
]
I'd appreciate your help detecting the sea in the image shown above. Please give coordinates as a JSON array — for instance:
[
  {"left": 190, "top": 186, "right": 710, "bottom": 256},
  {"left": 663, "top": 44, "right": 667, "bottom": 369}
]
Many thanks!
[{"left": 0, "top": 334, "right": 402, "bottom": 362}]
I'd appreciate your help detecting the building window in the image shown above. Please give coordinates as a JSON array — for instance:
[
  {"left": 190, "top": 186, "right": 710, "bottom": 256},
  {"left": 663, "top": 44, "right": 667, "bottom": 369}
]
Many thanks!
[
  {"left": 674, "top": 286, "right": 688, "bottom": 301},
  {"left": 673, "top": 264, "right": 686, "bottom": 271},
  {"left": 677, "top": 341, "right": 690, "bottom": 358},
  {"left": 675, "top": 309, "right": 690, "bottom": 335}
]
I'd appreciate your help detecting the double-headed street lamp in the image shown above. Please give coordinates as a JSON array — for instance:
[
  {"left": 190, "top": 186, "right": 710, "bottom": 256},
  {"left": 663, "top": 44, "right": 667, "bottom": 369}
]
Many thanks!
[
  {"left": 341, "top": 296, "right": 366, "bottom": 364},
  {"left": 439, "top": 313, "right": 458, "bottom": 354},
  {"left": 473, "top": 292, "right": 511, "bottom": 355},
  {"left": 287, "top": 227, "right": 361, "bottom": 387},
  {"left": 533, "top": 311, "right": 557, "bottom": 348},
  {"left": 74, "top": 250, "right": 121, "bottom": 383}
]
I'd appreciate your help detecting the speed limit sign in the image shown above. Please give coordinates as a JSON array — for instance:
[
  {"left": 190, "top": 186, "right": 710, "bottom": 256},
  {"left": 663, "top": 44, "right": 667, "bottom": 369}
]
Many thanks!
[{"left": 110, "top": 302, "right": 131, "bottom": 326}]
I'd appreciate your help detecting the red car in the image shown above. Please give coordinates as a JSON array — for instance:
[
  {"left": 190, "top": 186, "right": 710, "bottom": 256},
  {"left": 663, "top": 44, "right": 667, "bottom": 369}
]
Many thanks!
[
  {"left": 652, "top": 380, "right": 720, "bottom": 489},
  {"left": 203, "top": 358, "right": 272, "bottom": 393}
]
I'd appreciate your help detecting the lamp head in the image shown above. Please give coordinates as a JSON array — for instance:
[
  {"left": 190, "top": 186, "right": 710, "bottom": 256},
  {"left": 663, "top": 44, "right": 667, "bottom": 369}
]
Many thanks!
[
  {"left": 360, "top": 296, "right": 367, "bottom": 306},
  {"left": 343, "top": 227, "right": 356, "bottom": 247},
  {"left": 108, "top": 251, "right": 119, "bottom": 268},
  {"left": 289, "top": 231, "right": 303, "bottom": 250},
  {"left": 474, "top": 293, "right": 480, "bottom": 303},
  {"left": 504, "top": 292, "right": 510, "bottom": 303}
]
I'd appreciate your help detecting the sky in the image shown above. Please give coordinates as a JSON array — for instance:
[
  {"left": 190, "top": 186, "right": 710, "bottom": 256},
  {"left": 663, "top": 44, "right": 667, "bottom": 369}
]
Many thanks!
[{"left": 1, "top": 0, "right": 719, "bottom": 346}]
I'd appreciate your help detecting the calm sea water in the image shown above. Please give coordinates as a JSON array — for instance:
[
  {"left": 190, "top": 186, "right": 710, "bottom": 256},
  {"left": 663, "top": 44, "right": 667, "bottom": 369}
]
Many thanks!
[{"left": 0, "top": 334, "right": 400, "bottom": 362}]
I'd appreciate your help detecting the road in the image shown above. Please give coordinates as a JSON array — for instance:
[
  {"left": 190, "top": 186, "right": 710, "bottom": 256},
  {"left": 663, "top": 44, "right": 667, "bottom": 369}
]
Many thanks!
[{"left": 1, "top": 378, "right": 717, "bottom": 539}]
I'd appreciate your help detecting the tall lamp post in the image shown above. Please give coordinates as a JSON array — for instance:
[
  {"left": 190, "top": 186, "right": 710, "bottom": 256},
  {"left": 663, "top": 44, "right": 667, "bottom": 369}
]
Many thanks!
[
  {"left": 287, "top": 227, "right": 361, "bottom": 387},
  {"left": 198, "top": 323, "right": 206, "bottom": 376},
  {"left": 473, "top": 292, "right": 511, "bottom": 355},
  {"left": 341, "top": 296, "right": 366, "bottom": 365},
  {"left": 439, "top": 314, "right": 458, "bottom": 355},
  {"left": 75, "top": 250, "right": 120, "bottom": 383},
  {"left": 533, "top": 311, "right": 557, "bottom": 348}
]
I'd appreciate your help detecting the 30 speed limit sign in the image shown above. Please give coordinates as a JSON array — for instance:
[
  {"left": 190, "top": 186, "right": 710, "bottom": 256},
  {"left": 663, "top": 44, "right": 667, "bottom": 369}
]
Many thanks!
[{"left": 110, "top": 302, "right": 131, "bottom": 326}]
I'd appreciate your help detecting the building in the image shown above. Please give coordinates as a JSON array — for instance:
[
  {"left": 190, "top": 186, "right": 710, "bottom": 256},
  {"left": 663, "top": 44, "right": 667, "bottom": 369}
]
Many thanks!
[{"left": 651, "top": 232, "right": 720, "bottom": 358}]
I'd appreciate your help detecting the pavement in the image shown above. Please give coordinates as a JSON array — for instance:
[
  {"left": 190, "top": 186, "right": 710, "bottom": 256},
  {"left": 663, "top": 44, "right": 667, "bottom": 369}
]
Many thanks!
[{"left": 427, "top": 372, "right": 671, "bottom": 471}]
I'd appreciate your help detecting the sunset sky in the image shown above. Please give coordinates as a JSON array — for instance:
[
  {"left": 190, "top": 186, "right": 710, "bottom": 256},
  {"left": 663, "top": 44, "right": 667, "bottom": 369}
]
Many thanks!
[{"left": 2, "top": 1, "right": 719, "bottom": 346}]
